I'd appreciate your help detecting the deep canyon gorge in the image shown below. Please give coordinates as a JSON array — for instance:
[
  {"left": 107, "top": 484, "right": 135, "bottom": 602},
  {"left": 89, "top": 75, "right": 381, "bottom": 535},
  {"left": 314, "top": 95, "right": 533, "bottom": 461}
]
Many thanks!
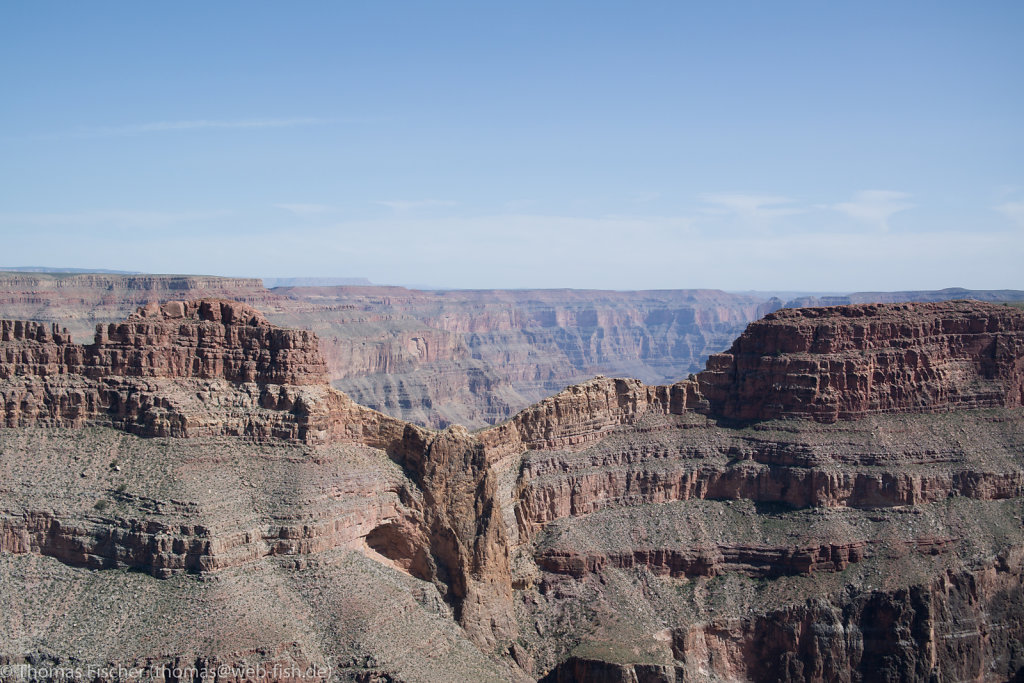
[{"left": 1, "top": 276, "right": 1023, "bottom": 681}]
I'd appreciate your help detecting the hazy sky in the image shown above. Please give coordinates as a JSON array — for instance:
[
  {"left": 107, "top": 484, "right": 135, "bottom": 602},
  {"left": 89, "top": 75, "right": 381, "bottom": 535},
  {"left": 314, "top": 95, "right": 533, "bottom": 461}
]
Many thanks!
[{"left": 1, "top": 2, "right": 1022, "bottom": 291}]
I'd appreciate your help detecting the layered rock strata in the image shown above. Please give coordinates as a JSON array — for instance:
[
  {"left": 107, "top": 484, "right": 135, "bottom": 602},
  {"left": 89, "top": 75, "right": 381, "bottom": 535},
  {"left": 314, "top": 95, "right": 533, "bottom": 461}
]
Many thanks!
[
  {"left": 0, "top": 272, "right": 266, "bottom": 340},
  {"left": 539, "top": 549, "right": 1024, "bottom": 682},
  {"left": 0, "top": 299, "right": 516, "bottom": 657},
  {"left": 2, "top": 299, "right": 1024, "bottom": 682},
  {"left": 5, "top": 273, "right": 1022, "bottom": 431},
  {"left": 0, "top": 274, "right": 781, "bottom": 428},
  {"left": 1, "top": 301, "right": 345, "bottom": 442},
  {"left": 499, "top": 302, "right": 1024, "bottom": 681},
  {"left": 266, "top": 286, "right": 778, "bottom": 428},
  {"left": 698, "top": 301, "right": 1024, "bottom": 421}
]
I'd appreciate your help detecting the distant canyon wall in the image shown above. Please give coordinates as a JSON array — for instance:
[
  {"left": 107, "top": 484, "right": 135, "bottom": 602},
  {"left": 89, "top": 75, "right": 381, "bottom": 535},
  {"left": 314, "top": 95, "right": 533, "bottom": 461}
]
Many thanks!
[
  {"left": 267, "top": 286, "right": 778, "bottom": 428},
  {"left": 0, "top": 274, "right": 776, "bottom": 428},
  {"left": 0, "top": 272, "right": 266, "bottom": 341},
  {"left": 2, "top": 271, "right": 1022, "bottom": 429}
]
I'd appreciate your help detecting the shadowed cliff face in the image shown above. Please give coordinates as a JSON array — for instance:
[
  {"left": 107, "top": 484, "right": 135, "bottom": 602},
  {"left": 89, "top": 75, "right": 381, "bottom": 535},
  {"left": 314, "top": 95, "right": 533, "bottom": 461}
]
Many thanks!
[{"left": 2, "top": 299, "right": 1024, "bottom": 682}]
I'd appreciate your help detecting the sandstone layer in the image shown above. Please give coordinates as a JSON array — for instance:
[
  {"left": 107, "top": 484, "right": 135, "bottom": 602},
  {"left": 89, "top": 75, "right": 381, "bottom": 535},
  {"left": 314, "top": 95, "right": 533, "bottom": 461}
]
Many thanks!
[
  {"left": 1, "top": 299, "right": 1023, "bottom": 682},
  {"left": 4, "top": 272, "right": 1023, "bottom": 431},
  {"left": 0, "top": 273, "right": 779, "bottom": 428},
  {"left": 698, "top": 301, "right": 1024, "bottom": 421},
  {"left": 0, "top": 299, "right": 521, "bottom": 678},
  {"left": 0, "top": 272, "right": 266, "bottom": 341}
]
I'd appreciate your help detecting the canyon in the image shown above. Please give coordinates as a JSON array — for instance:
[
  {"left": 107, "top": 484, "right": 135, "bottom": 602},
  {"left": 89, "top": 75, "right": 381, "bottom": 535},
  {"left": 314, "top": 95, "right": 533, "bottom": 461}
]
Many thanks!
[
  {"left": 1, "top": 296, "right": 1023, "bottom": 681},
  {"left": 0, "top": 272, "right": 780, "bottom": 429},
  {"left": 6, "top": 272, "right": 1022, "bottom": 433}
]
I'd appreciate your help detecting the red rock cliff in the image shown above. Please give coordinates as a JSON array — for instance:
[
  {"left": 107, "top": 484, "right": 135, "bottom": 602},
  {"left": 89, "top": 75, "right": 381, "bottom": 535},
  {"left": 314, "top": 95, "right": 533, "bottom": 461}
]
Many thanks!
[
  {"left": 698, "top": 301, "right": 1024, "bottom": 422},
  {"left": 0, "top": 300, "right": 333, "bottom": 436},
  {"left": 472, "top": 301, "right": 1024, "bottom": 468},
  {"left": 91, "top": 299, "right": 328, "bottom": 385},
  {"left": 0, "top": 299, "right": 515, "bottom": 650},
  {"left": 2, "top": 300, "right": 326, "bottom": 386},
  {"left": 4, "top": 298, "right": 1024, "bottom": 679}
]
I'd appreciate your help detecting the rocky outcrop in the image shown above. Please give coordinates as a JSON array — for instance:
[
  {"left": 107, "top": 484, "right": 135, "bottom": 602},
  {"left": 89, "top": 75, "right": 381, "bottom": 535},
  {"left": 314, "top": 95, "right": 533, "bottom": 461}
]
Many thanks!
[
  {"left": 0, "top": 300, "right": 518, "bottom": 651},
  {"left": 93, "top": 299, "right": 329, "bottom": 385},
  {"left": 3, "top": 298, "right": 1024, "bottom": 682},
  {"left": 670, "top": 555, "right": 1024, "bottom": 683},
  {"left": 699, "top": 301, "right": 1024, "bottom": 422},
  {"left": 540, "top": 553, "right": 1024, "bottom": 682},
  {"left": 0, "top": 319, "right": 83, "bottom": 377},
  {"left": 0, "top": 272, "right": 266, "bottom": 340},
  {"left": 2, "top": 300, "right": 327, "bottom": 386},
  {"left": 484, "top": 377, "right": 700, "bottom": 453},
  {"left": 0, "top": 300, "right": 348, "bottom": 441},
  {"left": 402, "top": 425, "right": 517, "bottom": 649}
]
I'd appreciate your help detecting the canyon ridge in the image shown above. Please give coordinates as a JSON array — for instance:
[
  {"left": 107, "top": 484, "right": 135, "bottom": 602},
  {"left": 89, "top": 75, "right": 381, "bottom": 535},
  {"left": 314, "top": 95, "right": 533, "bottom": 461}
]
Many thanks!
[
  {"left": 1, "top": 290, "right": 1023, "bottom": 681},
  {"left": 3, "top": 271, "right": 1022, "bottom": 429}
]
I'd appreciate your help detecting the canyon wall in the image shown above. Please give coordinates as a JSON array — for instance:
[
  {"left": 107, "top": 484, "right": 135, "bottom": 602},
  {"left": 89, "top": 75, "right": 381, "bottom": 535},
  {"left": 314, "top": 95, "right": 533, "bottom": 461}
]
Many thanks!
[
  {"left": 265, "top": 286, "right": 777, "bottom": 428},
  {"left": 0, "top": 273, "right": 779, "bottom": 428},
  {"left": 2, "top": 298, "right": 1024, "bottom": 681},
  {"left": 698, "top": 301, "right": 1024, "bottom": 421},
  {"left": 4, "top": 271, "right": 1023, "bottom": 431},
  {"left": 0, "top": 299, "right": 518, "bottom": 656},
  {"left": 497, "top": 301, "right": 1024, "bottom": 681},
  {"left": 0, "top": 272, "right": 266, "bottom": 340}
]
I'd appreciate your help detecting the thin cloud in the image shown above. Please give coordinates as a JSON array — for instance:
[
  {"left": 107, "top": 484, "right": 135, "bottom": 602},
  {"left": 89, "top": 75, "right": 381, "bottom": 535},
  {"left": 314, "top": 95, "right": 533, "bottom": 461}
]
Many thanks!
[
  {"left": 376, "top": 199, "right": 458, "bottom": 212},
  {"left": 80, "top": 117, "right": 328, "bottom": 137},
  {"left": 274, "top": 203, "right": 336, "bottom": 217},
  {"left": 3, "top": 118, "right": 330, "bottom": 143},
  {"left": 631, "top": 191, "right": 662, "bottom": 203},
  {"left": 0, "top": 209, "right": 231, "bottom": 229},
  {"left": 832, "top": 190, "right": 913, "bottom": 230},
  {"left": 995, "top": 201, "right": 1024, "bottom": 228},
  {"left": 503, "top": 199, "right": 537, "bottom": 211},
  {"left": 699, "top": 193, "right": 804, "bottom": 224}
]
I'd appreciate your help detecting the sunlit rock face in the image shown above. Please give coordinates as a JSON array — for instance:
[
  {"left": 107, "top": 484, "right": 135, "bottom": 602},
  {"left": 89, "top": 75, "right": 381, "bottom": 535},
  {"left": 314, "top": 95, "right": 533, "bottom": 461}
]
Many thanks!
[
  {"left": 699, "top": 301, "right": 1024, "bottom": 421},
  {"left": 0, "top": 273, "right": 776, "bottom": 429},
  {"left": 2, "top": 299, "right": 1024, "bottom": 682}
]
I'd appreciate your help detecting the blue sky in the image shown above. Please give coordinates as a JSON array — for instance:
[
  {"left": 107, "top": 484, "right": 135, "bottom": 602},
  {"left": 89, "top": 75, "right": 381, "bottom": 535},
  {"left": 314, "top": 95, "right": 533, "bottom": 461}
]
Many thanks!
[{"left": 1, "top": 1, "right": 1022, "bottom": 290}]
